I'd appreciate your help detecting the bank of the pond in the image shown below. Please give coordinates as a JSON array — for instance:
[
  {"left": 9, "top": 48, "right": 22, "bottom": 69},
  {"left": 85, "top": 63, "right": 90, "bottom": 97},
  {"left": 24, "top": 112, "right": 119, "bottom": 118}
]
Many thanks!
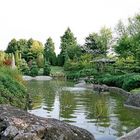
[
  {"left": 75, "top": 80, "right": 140, "bottom": 109},
  {"left": 118, "top": 127, "right": 140, "bottom": 140},
  {"left": 23, "top": 76, "right": 52, "bottom": 81},
  {"left": 0, "top": 105, "right": 95, "bottom": 140},
  {"left": 0, "top": 67, "right": 27, "bottom": 109}
]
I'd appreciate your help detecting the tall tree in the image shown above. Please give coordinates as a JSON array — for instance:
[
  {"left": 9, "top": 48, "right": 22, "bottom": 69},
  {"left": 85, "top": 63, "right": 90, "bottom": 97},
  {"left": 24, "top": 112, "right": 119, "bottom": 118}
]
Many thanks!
[
  {"left": 6, "top": 39, "right": 17, "bottom": 54},
  {"left": 30, "top": 40, "right": 44, "bottom": 57},
  {"left": 84, "top": 27, "right": 112, "bottom": 57},
  {"left": 59, "top": 28, "right": 80, "bottom": 65},
  {"left": 44, "top": 37, "right": 57, "bottom": 65},
  {"left": 99, "top": 27, "right": 112, "bottom": 50},
  {"left": 115, "top": 20, "right": 127, "bottom": 38}
]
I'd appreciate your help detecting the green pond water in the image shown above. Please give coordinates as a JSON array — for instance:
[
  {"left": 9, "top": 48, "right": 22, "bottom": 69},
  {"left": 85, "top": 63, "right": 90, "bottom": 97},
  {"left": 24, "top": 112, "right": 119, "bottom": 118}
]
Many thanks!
[{"left": 27, "top": 80, "right": 140, "bottom": 140}]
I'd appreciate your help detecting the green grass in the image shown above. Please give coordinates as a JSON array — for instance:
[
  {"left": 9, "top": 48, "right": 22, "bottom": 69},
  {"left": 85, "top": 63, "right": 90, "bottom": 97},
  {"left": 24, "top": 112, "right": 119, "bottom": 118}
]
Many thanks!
[
  {"left": 131, "top": 88, "right": 140, "bottom": 94},
  {"left": 50, "top": 66, "right": 65, "bottom": 76}
]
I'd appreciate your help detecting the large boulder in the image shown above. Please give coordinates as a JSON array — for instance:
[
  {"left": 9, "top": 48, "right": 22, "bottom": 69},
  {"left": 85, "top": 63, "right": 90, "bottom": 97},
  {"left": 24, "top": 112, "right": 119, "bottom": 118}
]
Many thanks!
[
  {"left": 125, "top": 93, "right": 140, "bottom": 108},
  {"left": 0, "top": 105, "right": 95, "bottom": 140}
]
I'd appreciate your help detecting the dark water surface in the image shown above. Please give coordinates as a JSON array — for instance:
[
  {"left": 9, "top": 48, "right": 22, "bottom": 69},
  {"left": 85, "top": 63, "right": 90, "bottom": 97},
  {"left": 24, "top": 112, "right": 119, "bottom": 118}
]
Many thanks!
[{"left": 27, "top": 80, "right": 140, "bottom": 140}]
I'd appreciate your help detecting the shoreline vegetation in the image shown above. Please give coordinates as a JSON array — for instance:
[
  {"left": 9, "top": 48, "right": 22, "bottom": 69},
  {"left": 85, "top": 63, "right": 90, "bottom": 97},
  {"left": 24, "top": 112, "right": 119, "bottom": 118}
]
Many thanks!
[{"left": 0, "top": 67, "right": 27, "bottom": 109}]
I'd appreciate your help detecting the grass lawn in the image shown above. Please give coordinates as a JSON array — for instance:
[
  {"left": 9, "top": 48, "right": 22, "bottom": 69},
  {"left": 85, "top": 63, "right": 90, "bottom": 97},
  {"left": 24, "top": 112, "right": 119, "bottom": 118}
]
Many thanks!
[
  {"left": 38, "top": 66, "right": 64, "bottom": 76},
  {"left": 50, "top": 66, "right": 64, "bottom": 76}
]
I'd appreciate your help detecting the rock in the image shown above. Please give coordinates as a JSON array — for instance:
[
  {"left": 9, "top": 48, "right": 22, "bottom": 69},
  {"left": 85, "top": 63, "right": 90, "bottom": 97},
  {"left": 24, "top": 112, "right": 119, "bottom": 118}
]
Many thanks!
[
  {"left": 118, "top": 127, "right": 140, "bottom": 140},
  {"left": 0, "top": 105, "right": 95, "bottom": 140},
  {"left": 3, "top": 126, "right": 18, "bottom": 138},
  {"left": 125, "top": 93, "right": 140, "bottom": 108},
  {"left": 23, "top": 76, "right": 52, "bottom": 81}
]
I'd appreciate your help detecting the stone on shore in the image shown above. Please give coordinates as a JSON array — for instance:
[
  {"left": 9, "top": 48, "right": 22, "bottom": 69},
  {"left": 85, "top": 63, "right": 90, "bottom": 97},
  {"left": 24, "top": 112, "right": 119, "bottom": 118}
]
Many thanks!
[
  {"left": 118, "top": 127, "right": 140, "bottom": 140},
  {"left": 125, "top": 93, "right": 140, "bottom": 108},
  {"left": 0, "top": 105, "right": 95, "bottom": 140}
]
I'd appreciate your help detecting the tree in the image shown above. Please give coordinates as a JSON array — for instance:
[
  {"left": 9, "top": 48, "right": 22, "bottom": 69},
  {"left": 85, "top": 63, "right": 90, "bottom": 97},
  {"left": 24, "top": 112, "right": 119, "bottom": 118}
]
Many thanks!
[
  {"left": 30, "top": 40, "right": 44, "bottom": 57},
  {"left": 0, "top": 51, "right": 5, "bottom": 66},
  {"left": 59, "top": 28, "right": 80, "bottom": 65},
  {"left": 115, "top": 20, "right": 127, "bottom": 38},
  {"left": 30, "top": 60, "right": 39, "bottom": 77},
  {"left": 84, "top": 27, "right": 112, "bottom": 57},
  {"left": 115, "top": 35, "right": 133, "bottom": 59},
  {"left": 114, "top": 14, "right": 140, "bottom": 62},
  {"left": 44, "top": 37, "right": 57, "bottom": 65},
  {"left": 127, "top": 14, "right": 140, "bottom": 36},
  {"left": 43, "top": 62, "right": 51, "bottom": 76},
  {"left": 36, "top": 53, "right": 45, "bottom": 68},
  {"left": 17, "top": 59, "right": 30, "bottom": 75},
  {"left": 6, "top": 39, "right": 18, "bottom": 54},
  {"left": 99, "top": 27, "right": 112, "bottom": 50}
]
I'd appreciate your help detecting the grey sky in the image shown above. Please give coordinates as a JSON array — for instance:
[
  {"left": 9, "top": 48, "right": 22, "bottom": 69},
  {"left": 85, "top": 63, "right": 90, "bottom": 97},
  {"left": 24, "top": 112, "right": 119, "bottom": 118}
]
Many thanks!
[{"left": 0, "top": 0, "right": 140, "bottom": 54}]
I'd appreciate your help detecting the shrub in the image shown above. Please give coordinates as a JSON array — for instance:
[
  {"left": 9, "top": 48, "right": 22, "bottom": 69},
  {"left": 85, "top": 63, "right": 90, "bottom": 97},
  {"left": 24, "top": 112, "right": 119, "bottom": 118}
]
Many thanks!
[
  {"left": 66, "top": 71, "right": 80, "bottom": 80},
  {"left": 0, "top": 67, "right": 27, "bottom": 108},
  {"left": 30, "top": 60, "right": 39, "bottom": 77},
  {"left": 43, "top": 62, "right": 51, "bottom": 76},
  {"left": 97, "top": 73, "right": 140, "bottom": 91},
  {"left": 64, "top": 60, "right": 83, "bottom": 71},
  {"left": 17, "top": 59, "right": 30, "bottom": 75}
]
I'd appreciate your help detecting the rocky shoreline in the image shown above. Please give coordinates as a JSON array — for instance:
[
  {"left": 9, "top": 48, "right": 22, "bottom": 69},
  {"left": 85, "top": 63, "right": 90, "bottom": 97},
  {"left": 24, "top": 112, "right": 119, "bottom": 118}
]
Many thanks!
[
  {"left": 0, "top": 105, "right": 95, "bottom": 140},
  {"left": 75, "top": 80, "right": 140, "bottom": 109}
]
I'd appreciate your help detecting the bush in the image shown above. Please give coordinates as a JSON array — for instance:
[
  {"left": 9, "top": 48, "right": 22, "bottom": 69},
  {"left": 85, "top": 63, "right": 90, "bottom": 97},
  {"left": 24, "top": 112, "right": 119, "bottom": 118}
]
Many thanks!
[
  {"left": 43, "top": 62, "right": 51, "bottom": 76},
  {"left": 64, "top": 60, "right": 83, "bottom": 71},
  {"left": 0, "top": 67, "right": 27, "bottom": 108},
  {"left": 97, "top": 73, "right": 140, "bottom": 91},
  {"left": 30, "top": 60, "right": 39, "bottom": 77},
  {"left": 66, "top": 71, "right": 80, "bottom": 80},
  {"left": 17, "top": 59, "right": 30, "bottom": 75}
]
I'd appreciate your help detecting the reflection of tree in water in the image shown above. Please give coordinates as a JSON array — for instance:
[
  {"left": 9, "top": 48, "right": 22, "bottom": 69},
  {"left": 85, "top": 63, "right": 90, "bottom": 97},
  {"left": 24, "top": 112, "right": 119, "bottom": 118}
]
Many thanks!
[
  {"left": 60, "top": 91, "right": 76, "bottom": 119},
  {"left": 42, "top": 80, "right": 73, "bottom": 112},
  {"left": 42, "top": 81, "right": 56, "bottom": 112},
  {"left": 43, "top": 92, "right": 55, "bottom": 112},
  {"left": 27, "top": 81, "right": 43, "bottom": 109},
  {"left": 27, "top": 81, "right": 56, "bottom": 111}
]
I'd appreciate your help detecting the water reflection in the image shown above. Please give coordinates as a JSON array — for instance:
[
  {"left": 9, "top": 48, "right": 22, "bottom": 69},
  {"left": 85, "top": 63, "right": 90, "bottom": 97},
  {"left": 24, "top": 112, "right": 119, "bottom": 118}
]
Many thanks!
[{"left": 27, "top": 80, "right": 140, "bottom": 140}]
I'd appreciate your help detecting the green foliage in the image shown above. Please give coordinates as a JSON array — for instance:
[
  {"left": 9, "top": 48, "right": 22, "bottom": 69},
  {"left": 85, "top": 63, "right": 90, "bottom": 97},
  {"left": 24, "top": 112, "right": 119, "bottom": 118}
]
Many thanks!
[
  {"left": 66, "top": 71, "right": 80, "bottom": 80},
  {"left": 64, "top": 59, "right": 83, "bottom": 71},
  {"left": 84, "top": 27, "right": 112, "bottom": 57},
  {"left": 6, "top": 39, "right": 18, "bottom": 54},
  {"left": 30, "top": 40, "right": 44, "bottom": 56},
  {"left": 60, "top": 28, "right": 81, "bottom": 65},
  {"left": 44, "top": 37, "right": 57, "bottom": 66},
  {"left": 0, "top": 51, "right": 5, "bottom": 66},
  {"left": 17, "top": 59, "right": 30, "bottom": 75},
  {"left": 97, "top": 73, "right": 140, "bottom": 91},
  {"left": 30, "top": 60, "right": 39, "bottom": 77},
  {"left": 0, "top": 67, "right": 27, "bottom": 108},
  {"left": 43, "top": 62, "right": 51, "bottom": 76},
  {"left": 115, "top": 35, "right": 133, "bottom": 58},
  {"left": 57, "top": 53, "right": 65, "bottom": 66},
  {"left": 36, "top": 53, "right": 45, "bottom": 68}
]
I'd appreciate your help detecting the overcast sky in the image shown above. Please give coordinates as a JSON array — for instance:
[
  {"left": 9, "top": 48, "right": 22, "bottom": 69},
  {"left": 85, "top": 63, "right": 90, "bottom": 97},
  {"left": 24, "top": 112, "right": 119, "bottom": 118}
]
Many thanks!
[{"left": 0, "top": 0, "right": 140, "bottom": 53}]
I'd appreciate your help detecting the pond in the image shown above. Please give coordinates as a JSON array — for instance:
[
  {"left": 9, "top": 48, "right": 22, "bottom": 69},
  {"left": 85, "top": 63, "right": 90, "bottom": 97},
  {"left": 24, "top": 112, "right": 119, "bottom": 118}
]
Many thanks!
[{"left": 27, "top": 79, "right": 140, "bottom": 140}]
